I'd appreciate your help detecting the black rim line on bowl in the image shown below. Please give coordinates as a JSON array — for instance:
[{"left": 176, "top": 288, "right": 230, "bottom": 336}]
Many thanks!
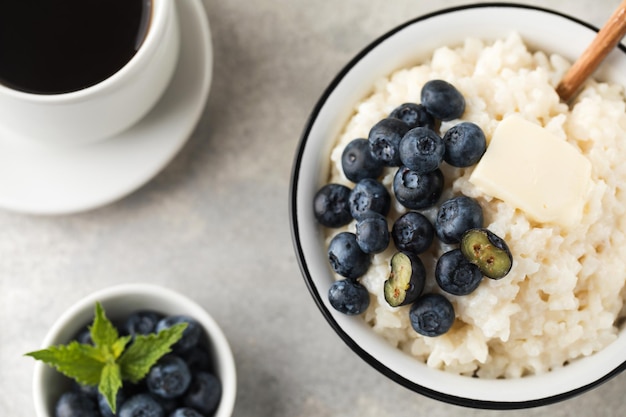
[{"left": 289, "top": 1, "right": 626, "bottom": 411}]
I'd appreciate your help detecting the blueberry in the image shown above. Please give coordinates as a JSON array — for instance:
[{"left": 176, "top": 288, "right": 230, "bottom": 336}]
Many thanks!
[
  {"left": 156, "top": 316, "right": 203, "bottom": 354},
  {"left": 420, "top": 80, "right": 465, "bottom": 121},
  {"left": 368, "top": 118, "right": 410, "bottom": 166},
  {"left": 384, "top": 252, "right": 426, "bottom": 307},
  {"left": 119, "top": 394, "right": 164, "bottom": 417},
  {"left": 98, "top": 389, "right": 126, "bottom": 417},
  {"left": 435, "top": 196, "right": 483, "bottom": 244},
  {"left": 399, "top": 127, "right": 444, "bottom": 174},
  {"left": 147, "top": 355, "right": 192, "bottom": 399},
  {"left": 460, "top": 228, "right": 513, "bottom": 280},
  {"left": 348, "top": 178, "right": 391, "bottom": 220},
  {"left": 393, "top": 166, "right": 444, "bottom": 210},
  {"left": 313, "top": 183, "right": 353, "bottom": 228},
  {"left": 152, "top": 396, "right": 179, "bottom": 416},
  {"left": 182, "top": 372, "right": 222, "bottom": 415},
  {"left": 74, "top": 326, "right": 93, "bottom": 345},
  {"left": 124, "top": 310, "right": 164, "bottom": 339},
  {"left": 169, "top": 408, "right": 204, "bottom": 417},
  {"left": 55, "top": 391, "right": 99, "bottom": 417},
  {"left": 409, "top": 293, "right": 455, "bottom": 337},
  {"left": 391, "top": 211, "right": 434, "bottom": 254},
  {"left": 118, "top": 381, "right": 146, "bottom": 399},
  {"left": 435, "top": 249, "right": 483, "bottom": 296},
  {"left": 328, "top": 279, "right": 370, "bottom": 315},
  {"left": 442, "top": 122, "right": 486, "bottom": 167},
  {"left": 355, "top": 212, "right": 390, "bottom": 254},
  {"left": 341, "top": 138, "right": 384, "bottom": 182},
  {"left": 389, "top": 102, "right": 435, "bottom": 130},
  {"left": 327, "top": 232, "right": 370, "bottom": 279},
  {"left": 72, "top": 380, "right": 99, "bottom": 399},
  {"left": 181, "top": 346, "right": 212, "bottom": 373}
]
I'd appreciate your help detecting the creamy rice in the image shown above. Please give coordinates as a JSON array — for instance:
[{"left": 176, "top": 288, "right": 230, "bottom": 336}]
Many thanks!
[{"left": 324, "top": 33, "right": 626, "bottom": 378}]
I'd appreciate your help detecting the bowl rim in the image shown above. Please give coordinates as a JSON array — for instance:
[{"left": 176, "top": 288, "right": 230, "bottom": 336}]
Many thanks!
[
  {"left": 31, "top": 283, "right": 237, "bottom": 417},
  {"left": 289, "top": 2, "right": 626, "bottom": 410}
]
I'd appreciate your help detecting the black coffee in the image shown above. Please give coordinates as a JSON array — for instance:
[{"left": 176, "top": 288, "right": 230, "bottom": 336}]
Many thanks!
[{"left": 0, "top": 0, "right": 152, "bottom": 94}]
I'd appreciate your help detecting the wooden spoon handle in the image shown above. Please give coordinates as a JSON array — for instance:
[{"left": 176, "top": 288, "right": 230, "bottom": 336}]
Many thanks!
[{"left": 556, "top": 0, "right": 626, "bottom": 102}]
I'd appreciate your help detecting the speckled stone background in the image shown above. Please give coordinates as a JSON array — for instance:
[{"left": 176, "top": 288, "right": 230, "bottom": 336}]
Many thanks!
[{"left": 2, "top": 1, "right": 625, "bottom": 416}]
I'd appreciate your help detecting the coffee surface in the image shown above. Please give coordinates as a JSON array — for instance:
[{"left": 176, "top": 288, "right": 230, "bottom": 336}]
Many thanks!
[{"left": 0, "top": 0, "right": 152, "bottom": 94}]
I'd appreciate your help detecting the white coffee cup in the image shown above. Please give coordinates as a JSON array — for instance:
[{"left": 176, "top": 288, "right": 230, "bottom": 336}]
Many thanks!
[{"left": 0, "top": 1, "right": 180, "bottom": 147}]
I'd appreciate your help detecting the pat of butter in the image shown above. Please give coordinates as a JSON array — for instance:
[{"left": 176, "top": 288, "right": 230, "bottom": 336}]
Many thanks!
[{"left": 469, "top": 115, "right": 591, "bottom": 229}]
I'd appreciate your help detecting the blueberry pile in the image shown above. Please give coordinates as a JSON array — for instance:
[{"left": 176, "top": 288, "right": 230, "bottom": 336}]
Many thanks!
[
  {"left": 313, "top": 79, "right": 513, "bottom": 336},
  {"left": 54, "top": 311, "right": 222, "bottom": 417}
]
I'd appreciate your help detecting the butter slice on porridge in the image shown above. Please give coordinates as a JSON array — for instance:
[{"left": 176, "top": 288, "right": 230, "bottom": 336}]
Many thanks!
[{"left": 469, "top": 115, "right": 592, "bottom": 229}]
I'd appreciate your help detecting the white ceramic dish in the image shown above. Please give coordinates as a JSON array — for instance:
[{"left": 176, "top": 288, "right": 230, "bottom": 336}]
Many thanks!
[
  {"left": 290, "top": 3, "right": 626, "bottom": 409},
  {"left": 0, "top": 0, "right": 212, "bottom": 215},
  {"left": 32, "top": 283, "right": 237, "bottom": 417}
]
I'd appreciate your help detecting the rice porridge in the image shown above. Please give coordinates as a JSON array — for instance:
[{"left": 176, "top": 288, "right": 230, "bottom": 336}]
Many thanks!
[{"left": 324, "top": 33, "right": 626, "bottom": 378}]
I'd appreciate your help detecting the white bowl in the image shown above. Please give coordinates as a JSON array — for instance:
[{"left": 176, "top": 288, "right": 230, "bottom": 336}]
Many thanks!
[
  {"left": 32, "top": 283, "right": 237, "bottom": 416},
  {"left": 290, "top": 3, "right": 626, "bottom": 409}
]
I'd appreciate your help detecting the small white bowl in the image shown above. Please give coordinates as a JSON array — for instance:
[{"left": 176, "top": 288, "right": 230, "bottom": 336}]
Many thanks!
[
  {"left": 32, "top": 283, "right": 236, "bottom": 416},
  {"left": 290, "top": 3, "right": 626, "bottom": 409}
]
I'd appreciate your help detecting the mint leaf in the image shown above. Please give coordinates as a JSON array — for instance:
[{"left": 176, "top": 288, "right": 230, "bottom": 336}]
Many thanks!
[
  {"left": 90, "top": 302, "right": 120, "bottom": 353},
  {"left": 99, "top": 362, "right": 122, "bottom": 414},
  {"left": 110, "top": 334, "right": 132, "bottom": 359},
  {"left": 26, "top": 303, "right": 188, "bottom": 413},
  {"left": 119, "top": 322, "right": 188, "bottom": 383},
  {"left": 25, "top": 341, "right": 104, "bottom": 386}
]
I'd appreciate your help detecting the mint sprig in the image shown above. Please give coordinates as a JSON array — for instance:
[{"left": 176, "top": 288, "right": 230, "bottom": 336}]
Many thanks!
[{"left": 26, "top": 302, "right": 187, "bottom": 413}]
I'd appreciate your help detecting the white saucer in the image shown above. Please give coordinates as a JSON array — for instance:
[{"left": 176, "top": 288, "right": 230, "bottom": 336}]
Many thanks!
[{"left": 0, "top": 0, "right": 212, "bottom": 215}]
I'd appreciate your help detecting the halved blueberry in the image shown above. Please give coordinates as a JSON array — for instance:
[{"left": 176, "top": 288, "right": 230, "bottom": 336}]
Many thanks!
[
  {"left": 460, "top": 228, "right": 513, "bottom": 280},
  {"left": 384, "top": 251, "right": 426, "bottom": 307}
]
